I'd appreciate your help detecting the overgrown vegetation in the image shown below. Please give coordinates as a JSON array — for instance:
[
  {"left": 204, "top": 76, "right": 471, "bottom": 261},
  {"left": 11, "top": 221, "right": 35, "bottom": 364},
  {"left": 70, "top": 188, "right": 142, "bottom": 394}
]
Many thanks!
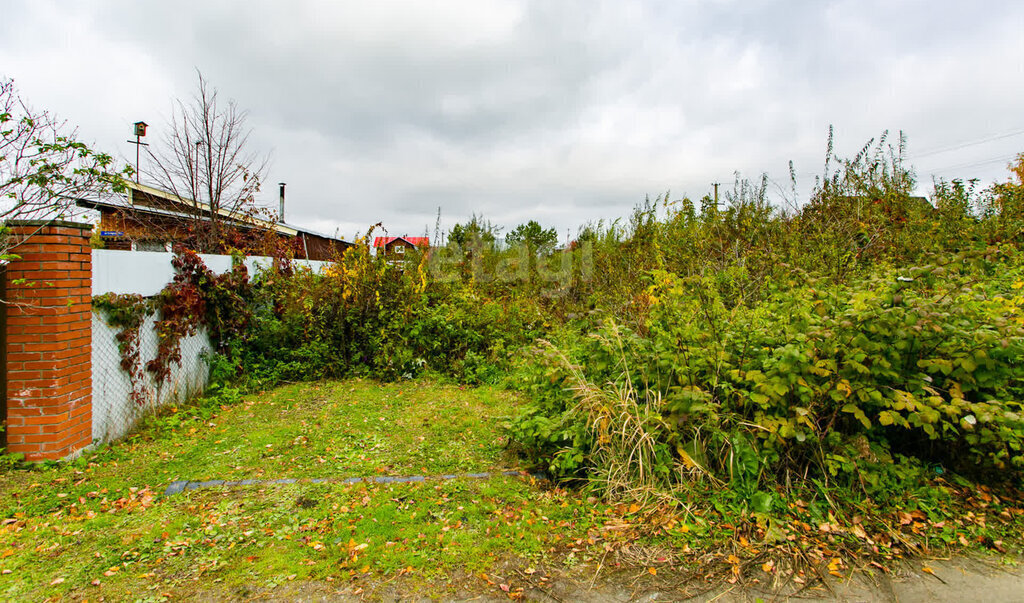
[
  {"left": 102, "top": 132, "right": 1024, "bottom": 502},
  {"left": 505, "top": 136, "right": 1024, "bottom": 520},
  {"left": 227, "top": 135, "right": 1024, "bottom": 556},
  {"left": 26, "top": 132, "right": 1024, "bottom": 593}
]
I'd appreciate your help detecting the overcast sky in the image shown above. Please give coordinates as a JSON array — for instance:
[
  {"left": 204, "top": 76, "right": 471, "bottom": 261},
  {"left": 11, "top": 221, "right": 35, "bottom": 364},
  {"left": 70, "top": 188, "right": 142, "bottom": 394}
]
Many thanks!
[{"left": 2, "top": 0, "right": 1023, "bottom": 243}]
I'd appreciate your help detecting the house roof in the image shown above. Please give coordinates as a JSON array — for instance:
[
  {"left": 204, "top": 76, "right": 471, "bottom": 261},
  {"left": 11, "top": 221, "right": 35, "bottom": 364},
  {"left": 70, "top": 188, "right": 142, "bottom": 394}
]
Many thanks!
[
  {"left": 123, "top": 181, "right": 300, "bottom": 236},
  {"left": 373, "top": 236, "right": 429, "bottom": 248},
  {"left": 76, "top": 181, "right": 350, "bottom": 245}
]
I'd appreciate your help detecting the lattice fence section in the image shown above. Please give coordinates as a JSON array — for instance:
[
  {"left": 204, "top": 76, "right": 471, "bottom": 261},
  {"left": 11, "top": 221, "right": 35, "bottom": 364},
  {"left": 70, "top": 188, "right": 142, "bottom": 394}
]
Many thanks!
[{"left": 91, "top": 311, "right": 213, "bottom": 443}]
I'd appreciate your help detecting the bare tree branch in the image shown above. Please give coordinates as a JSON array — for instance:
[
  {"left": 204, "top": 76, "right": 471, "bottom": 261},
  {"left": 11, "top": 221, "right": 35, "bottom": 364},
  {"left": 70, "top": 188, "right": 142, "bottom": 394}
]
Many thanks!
[{"left": 144, "top": 71, "right": 270, "bottom": 252}]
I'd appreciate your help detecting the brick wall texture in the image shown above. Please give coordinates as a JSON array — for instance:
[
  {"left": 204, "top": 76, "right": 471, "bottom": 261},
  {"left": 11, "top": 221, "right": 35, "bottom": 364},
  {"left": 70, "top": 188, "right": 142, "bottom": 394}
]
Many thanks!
[{"left": 3, "top": 222, "right": 92, "bottom": 460}]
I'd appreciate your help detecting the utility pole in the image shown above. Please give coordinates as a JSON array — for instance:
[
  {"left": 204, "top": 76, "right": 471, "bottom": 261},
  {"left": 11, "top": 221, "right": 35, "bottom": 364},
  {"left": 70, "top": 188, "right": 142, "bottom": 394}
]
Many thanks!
[
  {"left": 712, "top": 182, "right": 720, "bottom": 211},
  {"left": 195, "top": 141, "right": 203, "bottom": 202}
]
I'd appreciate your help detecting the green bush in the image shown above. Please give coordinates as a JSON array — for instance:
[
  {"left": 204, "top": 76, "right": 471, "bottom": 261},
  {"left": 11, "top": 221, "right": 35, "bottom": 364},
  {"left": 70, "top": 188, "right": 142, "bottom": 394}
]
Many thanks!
[
  {"left": 224, "top": 243, "right": 546, "bottom": 386},
  {"left": 511, "top": 249, "right": 1024, "bottom": 500}
]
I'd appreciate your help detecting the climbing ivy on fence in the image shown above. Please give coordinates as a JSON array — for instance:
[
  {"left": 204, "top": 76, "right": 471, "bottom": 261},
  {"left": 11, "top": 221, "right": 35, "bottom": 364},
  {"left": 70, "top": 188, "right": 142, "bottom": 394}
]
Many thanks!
[
  {"left": 93, "top": 247, "right": 253, "bottom": 404},
  {"left": 92, "top": 293, "right": 151, "bottom": 405}
]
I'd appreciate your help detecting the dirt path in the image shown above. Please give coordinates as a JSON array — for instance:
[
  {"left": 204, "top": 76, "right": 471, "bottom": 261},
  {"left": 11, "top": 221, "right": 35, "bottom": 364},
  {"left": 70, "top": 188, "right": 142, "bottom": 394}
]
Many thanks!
[
  {"left": 246, "top": 555, "right": 1023, "bottom": 601},
  {"left": 774, "top": 557, "right": 1024, "bottom": 603},
  {"left": 553, "top": 559, "right": 1022, "bottom": 602},
  {"left": 634, "top": 557, "right": 1024, "bottom": 602}
]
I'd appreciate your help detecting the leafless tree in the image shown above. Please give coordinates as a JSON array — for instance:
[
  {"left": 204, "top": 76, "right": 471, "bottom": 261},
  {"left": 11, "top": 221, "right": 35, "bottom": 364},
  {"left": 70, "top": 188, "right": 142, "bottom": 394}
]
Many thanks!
[
  {"left": 145, "top": 72, "right": 270, "bottom": 252},
  {"left": 1, "top": 77, "right": 124, "bottom": 260}
]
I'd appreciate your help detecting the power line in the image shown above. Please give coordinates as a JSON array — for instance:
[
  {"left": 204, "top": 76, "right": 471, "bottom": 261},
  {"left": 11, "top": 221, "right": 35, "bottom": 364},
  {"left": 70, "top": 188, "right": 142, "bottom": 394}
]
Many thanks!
[
  {"left": 910, "top": 127, "right": 1024, "bottom": 160},
  {"left": 921, "top": 153, "right": 1019, "bottom": 174}
]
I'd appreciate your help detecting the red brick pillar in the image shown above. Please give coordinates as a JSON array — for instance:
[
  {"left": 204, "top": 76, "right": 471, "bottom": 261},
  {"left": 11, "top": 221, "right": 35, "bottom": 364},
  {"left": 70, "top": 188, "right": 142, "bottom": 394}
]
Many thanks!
[{"left": 2, "top": 221, "right": 92, "bottom": 460}]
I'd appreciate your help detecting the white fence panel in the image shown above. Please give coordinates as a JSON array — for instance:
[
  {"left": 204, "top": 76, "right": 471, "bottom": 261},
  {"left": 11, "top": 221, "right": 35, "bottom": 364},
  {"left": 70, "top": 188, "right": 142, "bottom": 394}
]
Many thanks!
[
  {"left": 93, "top": 249, "right": 331, "bottom": 296},
  {"left": 243, "top": 256, "right": 330, "bottom": 275}
]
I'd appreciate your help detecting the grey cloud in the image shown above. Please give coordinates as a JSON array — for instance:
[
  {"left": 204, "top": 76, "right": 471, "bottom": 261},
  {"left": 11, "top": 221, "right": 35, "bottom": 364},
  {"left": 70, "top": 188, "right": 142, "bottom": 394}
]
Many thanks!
[{"left": 3, "top": 0, "right": 1023, "bottom": 240}]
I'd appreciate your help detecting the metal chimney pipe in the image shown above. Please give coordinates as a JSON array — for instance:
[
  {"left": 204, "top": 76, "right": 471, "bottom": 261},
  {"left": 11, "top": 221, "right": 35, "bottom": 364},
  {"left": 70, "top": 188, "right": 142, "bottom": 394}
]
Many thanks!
[{"left": 278, "top": 183, "right": 286, "bottom": 222}]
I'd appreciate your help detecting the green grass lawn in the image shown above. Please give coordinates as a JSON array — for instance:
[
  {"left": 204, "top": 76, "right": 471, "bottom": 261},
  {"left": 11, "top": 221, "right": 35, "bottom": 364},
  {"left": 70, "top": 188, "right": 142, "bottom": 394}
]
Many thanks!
[
  {"left": 0, "top": 379, "right": 643, "bottom": 601},
  {"left": 5, "top": 378, "right": 1020, "bottom": 601}
]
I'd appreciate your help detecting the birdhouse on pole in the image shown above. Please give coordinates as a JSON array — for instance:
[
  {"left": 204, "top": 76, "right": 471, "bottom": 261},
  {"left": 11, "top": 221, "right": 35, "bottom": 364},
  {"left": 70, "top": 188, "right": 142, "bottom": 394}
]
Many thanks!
[{"left": 128, "top": 121, "right": 150, "bottom": 182}]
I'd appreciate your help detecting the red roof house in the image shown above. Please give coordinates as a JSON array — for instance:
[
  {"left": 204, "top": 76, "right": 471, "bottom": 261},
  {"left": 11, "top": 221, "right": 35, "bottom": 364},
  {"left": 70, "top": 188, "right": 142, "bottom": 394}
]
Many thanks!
[{"left": 373, "top": 236, "right": 429, "bottom": 259}]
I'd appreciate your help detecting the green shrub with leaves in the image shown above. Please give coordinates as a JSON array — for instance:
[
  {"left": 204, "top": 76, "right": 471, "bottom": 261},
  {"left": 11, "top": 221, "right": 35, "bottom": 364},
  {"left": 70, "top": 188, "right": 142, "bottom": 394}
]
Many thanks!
[
  {"left": 226, "top": 234, "right": 547, "bottom": 386},
  {"left": 511, "top": 248, "right": 1024, "bottom": 503}
]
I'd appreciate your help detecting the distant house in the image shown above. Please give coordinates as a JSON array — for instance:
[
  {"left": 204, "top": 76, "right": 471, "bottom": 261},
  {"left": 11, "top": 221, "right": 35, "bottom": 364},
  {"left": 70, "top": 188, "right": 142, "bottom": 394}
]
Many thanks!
[
  {"left": 373, "top": 236, "right": 430, "bottom": 260},
  {"left": 76, "top": 181, "right": 351, "bottom": 261}
]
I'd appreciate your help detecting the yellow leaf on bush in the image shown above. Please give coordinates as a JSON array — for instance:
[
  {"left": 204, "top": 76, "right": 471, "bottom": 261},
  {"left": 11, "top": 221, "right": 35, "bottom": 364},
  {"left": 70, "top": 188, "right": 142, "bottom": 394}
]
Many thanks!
[{"left": 677, "top": 446, "right": 698, "bottom": 469}]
